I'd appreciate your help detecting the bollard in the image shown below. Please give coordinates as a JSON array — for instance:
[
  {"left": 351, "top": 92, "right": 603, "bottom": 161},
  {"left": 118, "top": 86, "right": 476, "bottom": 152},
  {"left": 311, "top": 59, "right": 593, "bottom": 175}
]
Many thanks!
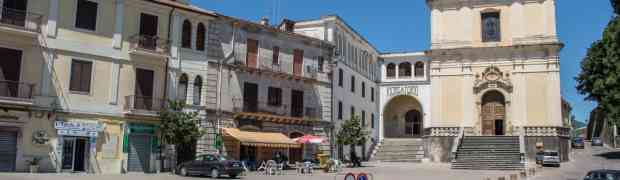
[
  {"left": 510, "top": 174, "right": 518, "bottom": 180},
  {"left": 498, "top": 177, "right": 506, "bottom": 180}
]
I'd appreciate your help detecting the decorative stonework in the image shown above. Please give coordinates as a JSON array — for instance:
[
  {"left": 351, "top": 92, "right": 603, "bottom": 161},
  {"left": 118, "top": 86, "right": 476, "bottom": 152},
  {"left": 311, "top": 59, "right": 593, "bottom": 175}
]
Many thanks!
[
  {"left": 524, "top": 126, "right": 570, "bottom": 137},
  {"left": 473, "top": 66, "right": 513, "bottom": 94},
  {"left": 428, "top": 127, "right": 460, "bottom": 137}
]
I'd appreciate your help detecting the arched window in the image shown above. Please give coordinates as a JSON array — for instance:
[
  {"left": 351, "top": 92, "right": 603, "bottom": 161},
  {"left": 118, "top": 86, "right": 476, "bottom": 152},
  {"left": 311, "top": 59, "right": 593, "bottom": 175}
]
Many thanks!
[
  {"left": 193, "top": 76, "right": 202, "bottom": 105},
  {"left": 181, "top": 20, "right": 192, "bottom": 48},
  {"left": 398, "top": 62, "right": 411, "bottom": 77},
  {"left": 386, "top": 63, "right": 396, "bottom": 78},
  {"left": 414, "top": 62, "right": 425, "bottom": 77},
  {"left": 178, "top": 74, "right": 188, "bottom": 102},
  {"left": 196, "top": 23, "right": 206, "bottom": 51}
]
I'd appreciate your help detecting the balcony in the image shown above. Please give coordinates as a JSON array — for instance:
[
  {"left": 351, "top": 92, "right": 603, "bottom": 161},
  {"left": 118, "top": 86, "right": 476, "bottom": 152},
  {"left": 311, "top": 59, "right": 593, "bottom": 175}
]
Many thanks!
[
  {"left": 129, "top": 34, "right": 170, "bottom": 58},
  {"left": 0, "top": 6, "right": 42, "bottom": 36},
  {"left": 228, "top": 59, "right": 320, "bottom": 83},
  {"left": 123, "top": 95, "right": 166, "bottom": 117},
  {"left": 231, "top": 99, "right": 321, "bottom": 125},
  {"left": 0, "top": 80, "right": 34, "bottom": 106}
]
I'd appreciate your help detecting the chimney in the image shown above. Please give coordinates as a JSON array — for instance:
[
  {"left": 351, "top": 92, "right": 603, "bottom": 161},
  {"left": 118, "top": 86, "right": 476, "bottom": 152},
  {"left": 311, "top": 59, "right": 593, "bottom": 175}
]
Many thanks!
[
  {"left": 278, "top": 19, "right": 295, "bottom": 32},
  {"left": 259, "top": 17, "right": 270, "bottom": 26}
]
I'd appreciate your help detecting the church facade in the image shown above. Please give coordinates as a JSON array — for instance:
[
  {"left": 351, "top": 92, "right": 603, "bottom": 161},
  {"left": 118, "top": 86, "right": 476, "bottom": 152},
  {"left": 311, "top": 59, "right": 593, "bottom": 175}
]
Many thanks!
[{"left": 371, "top": 0, "right": 569, "bottom": 163}]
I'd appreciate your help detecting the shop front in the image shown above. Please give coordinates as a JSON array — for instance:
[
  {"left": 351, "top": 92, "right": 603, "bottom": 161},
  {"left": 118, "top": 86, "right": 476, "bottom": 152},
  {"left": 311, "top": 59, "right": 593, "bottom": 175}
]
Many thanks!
[
  {"left": 54, "top": 120, "right": 104, "bottom": 173},
  {"left": 123, "top": 123, "right": 159, "bottom": 173},
  {"left": 222, "top": 128, "right": 299, "bottom": 168}
]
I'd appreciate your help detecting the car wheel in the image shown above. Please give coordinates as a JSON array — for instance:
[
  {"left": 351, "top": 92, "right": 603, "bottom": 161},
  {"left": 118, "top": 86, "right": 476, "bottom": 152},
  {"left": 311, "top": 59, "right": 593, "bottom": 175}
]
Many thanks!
[
  {"left": 229, "top": 173, "right": 238, "bottom": 179},
  {"left": 210, "top": 168, "right": 220, "bottom": 179},
  {"left": 180, "top": 167, "right": 189, "bottom": 176}
]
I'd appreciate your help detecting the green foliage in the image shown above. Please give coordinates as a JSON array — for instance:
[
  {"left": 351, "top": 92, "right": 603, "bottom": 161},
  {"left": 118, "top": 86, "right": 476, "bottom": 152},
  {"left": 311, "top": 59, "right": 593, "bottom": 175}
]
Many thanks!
[
  {"left": 159, "top": 100, "right": 205, "bottom": 144},
  {"left": 335, "top": 115, "right": 370, "bottom": 147},
  {"left": 576, "top": 17, "right": 620, "bottom": 126}
]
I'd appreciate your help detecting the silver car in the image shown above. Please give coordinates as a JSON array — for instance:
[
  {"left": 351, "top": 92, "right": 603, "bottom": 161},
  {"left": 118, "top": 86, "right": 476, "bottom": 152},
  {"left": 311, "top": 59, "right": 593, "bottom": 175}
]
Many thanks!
[{"left": 541, "top": 150, "right": 561, "bottom": 167}]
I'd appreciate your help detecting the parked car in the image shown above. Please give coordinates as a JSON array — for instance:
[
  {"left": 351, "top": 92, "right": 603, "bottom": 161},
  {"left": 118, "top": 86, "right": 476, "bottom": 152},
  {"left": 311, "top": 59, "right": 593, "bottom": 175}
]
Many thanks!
[
  {"left": 573, "top": 137, "right": 585, "bottom": 149},
  {"left": 176, "top": 154, "right": 244, "bottom": 178},
  {"left": 592, "top": 137, "right": 604, "bottom": 146},
  {"left": 584, "top": 169, "right": 620, "bottom": 180},
  {"left": 537, "top": 150, "right": 561, "bottom": 167}
]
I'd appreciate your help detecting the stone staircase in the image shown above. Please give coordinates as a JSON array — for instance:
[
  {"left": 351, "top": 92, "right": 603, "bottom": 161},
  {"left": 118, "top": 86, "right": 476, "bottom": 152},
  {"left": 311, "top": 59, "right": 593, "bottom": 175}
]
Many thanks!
[
  {"left": 370, "top": 138, "right": 425, "bottom": 162},
  {"left": 451, "top": 136, "right": 524, "bottom": 170}
]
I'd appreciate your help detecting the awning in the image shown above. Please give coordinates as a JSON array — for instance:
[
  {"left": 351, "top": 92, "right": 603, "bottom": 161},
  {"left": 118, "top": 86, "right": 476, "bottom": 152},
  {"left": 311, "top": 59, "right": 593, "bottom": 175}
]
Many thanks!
[
  {"left": 234, "top": 112, "right": 312, "bottom": 125},
  {"left": 223, "top": 128, "right": 300, "bottom": 148}
]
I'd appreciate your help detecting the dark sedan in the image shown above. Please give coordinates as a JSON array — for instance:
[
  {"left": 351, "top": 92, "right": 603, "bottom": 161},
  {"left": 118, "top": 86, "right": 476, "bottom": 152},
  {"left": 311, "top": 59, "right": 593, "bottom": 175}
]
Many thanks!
[
  {"left": 573, "top": 137, "right": 585, "bottom": 149},
  {"left": 584, "top": 169, "right": 620, "bottom": 180},
  {"left": 177, "top": 154, "right": 244, "bottom": 178}
]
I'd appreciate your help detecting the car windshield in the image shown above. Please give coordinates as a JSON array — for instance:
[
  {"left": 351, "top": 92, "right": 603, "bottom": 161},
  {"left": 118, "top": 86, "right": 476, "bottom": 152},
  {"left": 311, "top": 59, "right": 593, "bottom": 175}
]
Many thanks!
[
  {"left": 218, "top": 156, "right": 228, "bottom": 161},
  {"left": 574, "top": 138, "right": 583, "bottom": 142},
  {"left": 544, "top": 152, "right": 558, "bottom": 156}
]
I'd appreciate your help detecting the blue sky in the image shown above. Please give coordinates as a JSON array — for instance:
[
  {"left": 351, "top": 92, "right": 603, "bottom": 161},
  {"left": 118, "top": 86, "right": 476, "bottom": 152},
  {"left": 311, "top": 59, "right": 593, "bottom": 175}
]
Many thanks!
[{"left": 194, "top": 0, "right": 615, "bottom": 123}]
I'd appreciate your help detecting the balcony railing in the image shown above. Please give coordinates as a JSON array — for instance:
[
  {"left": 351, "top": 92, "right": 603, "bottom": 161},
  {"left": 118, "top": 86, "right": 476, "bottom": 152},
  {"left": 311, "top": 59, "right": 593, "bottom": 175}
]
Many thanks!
[
  {"left": 0, "top": 80, "right": 34, "bottom": 101},
  {"left": 232, "top": 99, "right": 320, "bottom": 119},
  {"left": 124, "top": 95, "right": 166, "bottom": 115},
  {"left": 129, "top": 34, "right": 170, "bottom": 56},
  {"left": 0, "top": 7, "right": 42, "bottom": 33}
]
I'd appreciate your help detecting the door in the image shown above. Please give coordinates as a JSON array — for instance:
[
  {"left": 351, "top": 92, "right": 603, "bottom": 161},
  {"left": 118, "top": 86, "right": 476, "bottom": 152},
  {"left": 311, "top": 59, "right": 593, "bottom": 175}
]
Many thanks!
[
  {"left": 1, "top": 0, "right": 27, "bottom": 27},
  {"left": 481, "top": 91, "right": 506, "bottom": 136},
  {"left": 127, "top": 134, "right": 152, "bottom": 173},
  {"left": 246, "top": 39, "right": 258, "bottom": 68},
  {"left": 405, "top": 110, "right": 422, "bottom": 137},
  {"left": 495, "top": 119, "right": 505, "bottom": 136},
  {"left": 73, "top": 139, "right": 87, "bottom": 171},
  {"left": 139, "top": 13, "right": 158, "bottom": 50},
  {"left": 291, "top": 90, "right": 304, "bottom": 117},
  {"left": 61, "top": 137, "right": 88, "bottom": 172},
  {"left": 293, "top": 49, "right": 303, "bottom": 76},
  {"left": 288, "top": 133, "right": 303, "bottom": 163},
  {"left": 61, "top": 138, "right": 75, "bottom": 170},
  {"left": 243, "top": 82, "right": 258, "bottom": 112},
  {"left": 0, "top": 131, "right": 17, "bottom": 172},
  {"left": 135, "top": 69, "right": 154, "bottom": 110},
  {"left": 0, "top": 48, "right": 22, "bottom": 98}
]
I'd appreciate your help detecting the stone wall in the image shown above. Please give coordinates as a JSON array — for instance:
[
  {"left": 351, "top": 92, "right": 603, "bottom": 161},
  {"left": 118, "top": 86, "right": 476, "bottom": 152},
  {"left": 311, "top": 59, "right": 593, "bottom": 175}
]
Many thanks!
[
  {"left": 524, "top": 136, "right": 570, "bottom": 162},
  {"left": 426, "top": 136, "right": 455, "bottom": 162}
]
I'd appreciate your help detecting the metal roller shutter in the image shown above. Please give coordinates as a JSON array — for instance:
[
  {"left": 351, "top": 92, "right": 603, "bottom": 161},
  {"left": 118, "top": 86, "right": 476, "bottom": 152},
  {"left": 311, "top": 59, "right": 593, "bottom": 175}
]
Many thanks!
[
  {"left": 127, "top": 135, "right": 151, "bottom": 173},
  {"left": 0, "top": 131, "right": 17, "bottom": 172}
]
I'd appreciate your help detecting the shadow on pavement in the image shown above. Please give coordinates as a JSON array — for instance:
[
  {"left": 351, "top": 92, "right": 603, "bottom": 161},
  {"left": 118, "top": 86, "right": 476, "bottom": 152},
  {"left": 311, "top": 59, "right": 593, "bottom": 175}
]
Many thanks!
[{"left": 594, "top": 151, "right": 620, "bottom": 159}]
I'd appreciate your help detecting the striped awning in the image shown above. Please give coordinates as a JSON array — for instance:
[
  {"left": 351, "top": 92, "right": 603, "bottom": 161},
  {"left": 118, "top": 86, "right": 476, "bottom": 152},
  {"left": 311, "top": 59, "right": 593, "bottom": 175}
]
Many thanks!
[
  {"left": 223, "top": 128, "right": 300, "bottom": 148},
  {"left": 233, "top": 112, "right": 313, "bottom": 125}
]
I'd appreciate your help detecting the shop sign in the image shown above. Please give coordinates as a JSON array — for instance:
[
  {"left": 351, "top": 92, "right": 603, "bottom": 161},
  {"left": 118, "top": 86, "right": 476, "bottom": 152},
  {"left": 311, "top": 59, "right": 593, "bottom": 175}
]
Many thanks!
[
  {"left": 55, "top": 121, "right": 103, "bottom": 137},
  {"left": 387, "top": 86, "right": 419, "bottom": 97}
]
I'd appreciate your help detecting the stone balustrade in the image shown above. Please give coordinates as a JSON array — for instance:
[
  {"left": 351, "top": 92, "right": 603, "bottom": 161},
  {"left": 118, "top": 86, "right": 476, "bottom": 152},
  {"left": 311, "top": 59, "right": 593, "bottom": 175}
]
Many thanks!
[{"left": 524, "top": 126, "right": 570, "bottom": 137}]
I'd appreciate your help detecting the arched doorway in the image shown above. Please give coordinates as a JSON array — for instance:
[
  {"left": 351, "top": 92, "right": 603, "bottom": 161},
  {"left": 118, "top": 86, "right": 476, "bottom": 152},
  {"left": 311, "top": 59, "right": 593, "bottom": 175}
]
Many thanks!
[
  {"left": 383, "top": 95, "right": 424, "bottom": 138},
  {"left": 289, "top": 132, "right": 303, "bottom": 163},
  {"left": 481, "top": 90, "right": 506, "bottom": 135}
]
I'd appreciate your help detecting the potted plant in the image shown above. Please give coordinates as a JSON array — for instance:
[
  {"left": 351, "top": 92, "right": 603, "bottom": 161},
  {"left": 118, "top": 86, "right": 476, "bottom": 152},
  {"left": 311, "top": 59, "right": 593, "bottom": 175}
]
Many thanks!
[{"left": 26, "top": 157, "right": 41, "bottom": 173}]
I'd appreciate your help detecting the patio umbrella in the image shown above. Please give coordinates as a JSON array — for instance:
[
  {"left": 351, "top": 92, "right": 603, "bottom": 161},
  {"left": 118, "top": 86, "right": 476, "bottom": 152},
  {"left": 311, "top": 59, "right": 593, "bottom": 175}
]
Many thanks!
[{"left": 293, "top": 135, "right": 325, "bottom": 144}]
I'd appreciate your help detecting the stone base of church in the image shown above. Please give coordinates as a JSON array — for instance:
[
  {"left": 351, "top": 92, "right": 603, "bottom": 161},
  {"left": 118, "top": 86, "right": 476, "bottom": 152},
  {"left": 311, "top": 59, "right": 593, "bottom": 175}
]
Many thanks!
[
  {"left": 425, "top": 136, "right": 456, "bottom": 163},
  {"left": 524, "top": 136, "right": 571, "bottom": 162}
]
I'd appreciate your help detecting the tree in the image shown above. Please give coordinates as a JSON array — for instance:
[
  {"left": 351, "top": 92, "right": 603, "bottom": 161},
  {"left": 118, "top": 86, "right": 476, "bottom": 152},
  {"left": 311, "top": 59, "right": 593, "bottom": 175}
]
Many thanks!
[
  {"left": 576, "top": 12, "right": 620, "bottom": 126},
  {"left": 335, "top": 115, "right": 369, "bottom": 166},
  {"left": 160, "top": 100, "right": 206, "bottom": 164}
]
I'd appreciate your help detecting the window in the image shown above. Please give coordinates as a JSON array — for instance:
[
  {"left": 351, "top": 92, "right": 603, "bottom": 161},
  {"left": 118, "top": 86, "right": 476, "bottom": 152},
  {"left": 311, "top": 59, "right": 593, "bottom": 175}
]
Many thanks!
[
  {"left": 318, "top": 56, "right": 324, "bottom": 72},
  {"left": 291, "top": 90, "right": 304, "bottom": 117},
  {"left": 243, "top": 82, "right": 258, "bottom": 112},
  {"left": 350, "top": 106, "right": 355, "bottom": 119},
  {"left": 193, "top": 76, "right": 202, "bottom": 105},
  {"left": 386, "top": 63, "right": 396, "bottom": 78},
  {"left": 75, "top": 0, "right": 98, "bottom": 31},
  {"left": 338, "top": 101, "right": 343, "bottom": 120},
  {"left": 272, "top": 46, "right": 280, "bottom": 65},
  {"left": 196, "top": 23, "right": 206, "bottom": 51},
  {"left": 338, "top": 69, "right": 343, "bottom": 87},
  {"left": 361, "top": 82, "right": 366, "bottom": 98},
  {"left": 350, "top": 76, "right": 355, "bottom": 93},
  {"left": 371, "top": 87, "right": 375, "bottom": 102},
  {"left": 182, "top": 20, "right": 192, "bottom": 48},
  {"left": 414, "top": 62, "right": 425, "bottom": 77},
  {"left": 178, "top": 74, "right": 188, "bottom": 102},
  {"left": 69, "top": 60, "right": 93, "bottom": 93},
  {"left": 246, "top": 39, "right": 258, "bottom": 68},
  {"left": 293, "top": 49, "right": 304, "bottom": 76},
  {"left": 268, "top": 87, "right": 282, "bottom": 106},
  {"left": 482, "top": 12, "right": 501, "bottom": 42},
  {"left": 371, "top": 113, "right": 375, "bottom": 129},
  {"left": 362, "top": 110, "right": 366, "bottom": 127},
  {"left": 398, "top": 62, "right": 411, "bottom": 77}
]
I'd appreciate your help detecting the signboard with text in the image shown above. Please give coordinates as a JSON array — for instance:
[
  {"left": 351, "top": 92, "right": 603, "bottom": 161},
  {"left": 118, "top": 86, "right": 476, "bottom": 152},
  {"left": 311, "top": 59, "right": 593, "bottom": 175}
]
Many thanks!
[
  {"left": 387, "top": 86, "right": 419, "bottom": 97},
  {"left": 55, "top": 121, "right": 104, "bottom": 138}
]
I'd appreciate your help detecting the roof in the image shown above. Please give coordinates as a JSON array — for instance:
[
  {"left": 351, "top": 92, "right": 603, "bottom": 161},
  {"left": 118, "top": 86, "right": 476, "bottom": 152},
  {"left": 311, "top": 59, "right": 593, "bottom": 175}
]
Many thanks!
[
  {"left": 223, "top": 128, "right": 300, "bottom": 148},
  {"left": 295, "top": 15, "right": 380, "bottom": 54},
  {"left": 148, "top": 0, "right": 218, "bottom": 17}
]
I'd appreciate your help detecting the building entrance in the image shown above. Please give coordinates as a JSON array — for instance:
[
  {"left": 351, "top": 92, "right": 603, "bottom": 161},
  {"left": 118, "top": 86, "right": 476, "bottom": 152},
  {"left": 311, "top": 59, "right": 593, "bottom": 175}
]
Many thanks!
[{"left": 481, "top": 90, "right": 506, "bottom": 136}]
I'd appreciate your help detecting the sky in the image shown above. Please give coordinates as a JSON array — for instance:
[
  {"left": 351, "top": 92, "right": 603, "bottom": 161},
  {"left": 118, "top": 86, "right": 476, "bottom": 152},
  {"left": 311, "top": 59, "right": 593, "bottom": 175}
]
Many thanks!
[{"left": 194, "top": 0, "right": 615, "bottom": 123}]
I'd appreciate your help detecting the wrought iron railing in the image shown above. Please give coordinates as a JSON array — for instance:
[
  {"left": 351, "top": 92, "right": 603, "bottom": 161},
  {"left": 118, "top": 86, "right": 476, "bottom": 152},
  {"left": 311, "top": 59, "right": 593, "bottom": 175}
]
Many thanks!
[
  {"left": 0, "top": 7, "right": 42, "bottom": 33},
  {"left": 0, "top": 80, "right": 34, "bottom": 100},
  {"left": 129, "top": 34, "right": 170, "bottom": 55},
  {"left": 124, "top": 95, "right": 166, "bottom": 112},
  {"left": 231, "top": 98, "right": 320, "bottom": 119}
]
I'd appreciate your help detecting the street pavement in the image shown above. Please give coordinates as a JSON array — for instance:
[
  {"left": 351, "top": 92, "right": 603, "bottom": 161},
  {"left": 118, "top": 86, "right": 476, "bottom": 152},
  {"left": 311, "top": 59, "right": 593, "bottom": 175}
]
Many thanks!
[{"left": 1, "top": 143, "right": 617, "bottom": 180}]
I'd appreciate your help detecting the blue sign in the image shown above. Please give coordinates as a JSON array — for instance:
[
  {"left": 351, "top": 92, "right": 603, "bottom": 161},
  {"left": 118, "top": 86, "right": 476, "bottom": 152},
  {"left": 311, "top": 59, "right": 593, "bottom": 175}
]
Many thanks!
[{"left": 55, "top": 121, "right": 103, "bottom": 137}]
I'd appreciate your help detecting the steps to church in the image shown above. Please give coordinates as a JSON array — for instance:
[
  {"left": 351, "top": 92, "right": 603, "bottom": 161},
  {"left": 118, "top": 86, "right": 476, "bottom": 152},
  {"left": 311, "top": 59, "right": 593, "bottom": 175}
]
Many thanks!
[
  {"left": 451, "top": 136, "right": 524, "bottom": 171},
  {"left": 371, "top": 138, "right": 425, "bottom": 163}
]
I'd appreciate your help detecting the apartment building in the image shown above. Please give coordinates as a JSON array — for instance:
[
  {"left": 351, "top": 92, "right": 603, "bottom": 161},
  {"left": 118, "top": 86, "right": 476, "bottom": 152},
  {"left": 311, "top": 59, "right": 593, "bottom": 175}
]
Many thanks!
[
  {"left": 294, "top": 16, "right": 380, "bottom": 160},
  {"left": 202, "top": 16, "right": 334, "bottom": 163}
]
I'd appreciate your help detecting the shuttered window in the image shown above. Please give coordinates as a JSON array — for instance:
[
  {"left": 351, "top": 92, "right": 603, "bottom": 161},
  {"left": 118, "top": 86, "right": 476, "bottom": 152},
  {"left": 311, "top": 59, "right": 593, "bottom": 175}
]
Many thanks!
[
  {"left": 70, "top": 60, "right": 93, "bottom": 93},
  {"left": 196, "top": 23, "right": 206, "bottom": 51},
  {"left": 182, "top": 20, "right": 192, "bottom": 48},
  {"left": 293, "top": 49, "right": 303, "bottom": 76},
  {"left": 246, "top": 39, "right": 258, "bottom": 68},
  {"left": 75, "top": 0, "right": 98, "bottom": 31},
  {"left": 272, "top": 46, "right": 280, "bottom": 65},
  {"left": 338, "top": 101, "right": 343, "bottom": 120},
  {"left": 268, "top": 87, "right": 282, "bottom": 106},
  {"left": 338, "top": 69, "right": 343, "bottom": 87}
]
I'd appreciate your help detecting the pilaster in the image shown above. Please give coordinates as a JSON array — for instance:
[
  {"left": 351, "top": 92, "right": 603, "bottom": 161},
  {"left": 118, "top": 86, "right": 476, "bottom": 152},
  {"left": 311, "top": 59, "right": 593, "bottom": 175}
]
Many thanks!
[{"left": 113, "top": 0, "right": 125, "bottom": 49}]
